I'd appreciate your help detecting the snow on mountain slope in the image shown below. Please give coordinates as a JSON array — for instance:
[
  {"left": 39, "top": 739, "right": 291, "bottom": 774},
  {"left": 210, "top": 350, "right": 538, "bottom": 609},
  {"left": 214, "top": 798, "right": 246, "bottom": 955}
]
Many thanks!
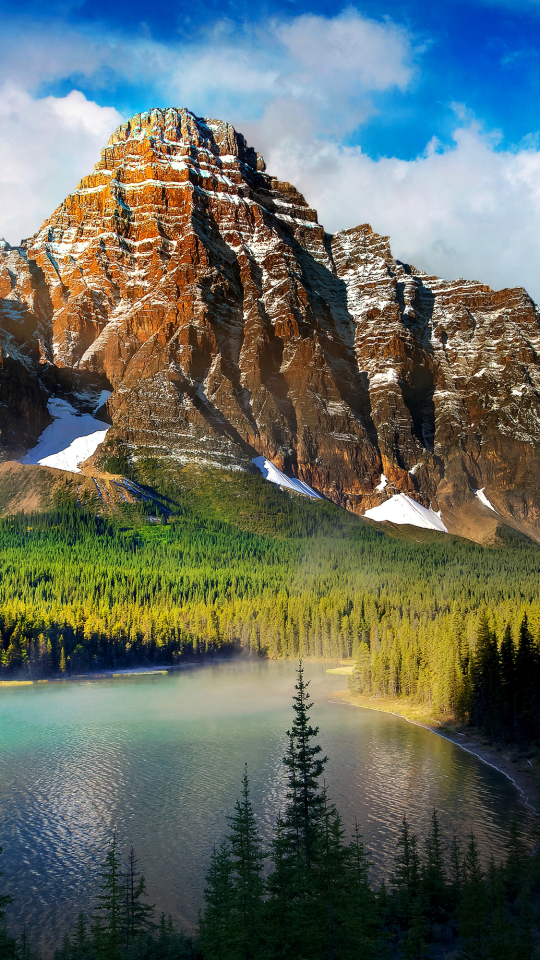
[
  {"left": 22, "top": 398, "right": 109, "bottom": 473},
  {"left": 364, "top": 494, "right": 448, "bottom": 533},
  {"left": 475, "top": 488, "right": 497, "bottom": 512},
  {"left": 252, "top": 457, "right": 322, "bottom": 499},
  {"left": 2, "top": 107, "right": 540, "bottom": 542}
]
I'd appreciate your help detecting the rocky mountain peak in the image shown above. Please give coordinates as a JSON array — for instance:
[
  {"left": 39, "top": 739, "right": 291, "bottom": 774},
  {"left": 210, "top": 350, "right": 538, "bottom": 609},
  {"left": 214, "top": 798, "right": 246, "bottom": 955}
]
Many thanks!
[
  {"left": 1, "top": 108, "right": 540, "bottom": 543},
  {"left": 105, "top": 107, "right": 266, "bottom": 172}
]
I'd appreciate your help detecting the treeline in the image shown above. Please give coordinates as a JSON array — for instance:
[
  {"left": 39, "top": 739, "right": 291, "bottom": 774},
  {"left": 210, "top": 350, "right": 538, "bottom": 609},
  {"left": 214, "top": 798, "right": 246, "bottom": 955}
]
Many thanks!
[
  {"left": 0, "top": 472, "right": 539, "bottom": 731},
  {"left": 348, "top": 609, "right": 540, "bottom": 744},
  {"left": 2, "top": 666, "right": 539, "bottom": 960}
]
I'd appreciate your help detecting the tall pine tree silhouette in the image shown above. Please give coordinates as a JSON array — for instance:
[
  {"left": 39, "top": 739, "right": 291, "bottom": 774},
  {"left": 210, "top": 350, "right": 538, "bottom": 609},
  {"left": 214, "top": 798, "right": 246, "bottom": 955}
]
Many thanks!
[
  {"left": 282, "top": 661, "right": 327, "bottom": 864},
  {"left": 93, "top": 832, "right": 123, "bottom": 960},
  {"left": 227, "top": 767, "right": 265, "bottom": 960}
]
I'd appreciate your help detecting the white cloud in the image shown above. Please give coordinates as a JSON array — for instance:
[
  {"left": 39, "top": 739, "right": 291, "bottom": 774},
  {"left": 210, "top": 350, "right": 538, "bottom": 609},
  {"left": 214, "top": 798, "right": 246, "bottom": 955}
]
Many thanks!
[
  {"left": 0, "top": 86, "right": 122, "bottom": 242},
  {"left": 2, "top": 10, "right": 540, "bottom": 303},
  {"left": 0, "top": 9, "right": 417, "bottom": 242},
  {"left": 257, "top": 120, "right": 540, "bottom": 302}
]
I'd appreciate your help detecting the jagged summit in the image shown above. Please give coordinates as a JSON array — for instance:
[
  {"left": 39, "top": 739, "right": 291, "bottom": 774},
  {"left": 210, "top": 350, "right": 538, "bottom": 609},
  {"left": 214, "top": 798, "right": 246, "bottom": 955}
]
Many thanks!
[
  {"left": 105, "top": 107, "right": 266, "bottom": 172},
  {"left": 1, "top": 108, "right": 540, "bottom": 543}
]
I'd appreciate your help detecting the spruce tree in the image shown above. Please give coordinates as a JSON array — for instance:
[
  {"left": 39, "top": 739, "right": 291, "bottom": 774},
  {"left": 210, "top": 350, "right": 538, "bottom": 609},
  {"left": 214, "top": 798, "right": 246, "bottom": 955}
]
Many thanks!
[
  {"left": 499, "top": 624, "right": 516, "bottom": 741},
  {"left": 422, "top": 810, "right": 447, "bottom": 922},
  {"left": 124, "top": 846, "right": 155, "bottom": 947},
  {"left": 459, "top": 833, "right": 489, "bottom": 960},
  {"left": 313, "top": 791, "right": 349, "bottom": 960},
  {"left": 227, "top": 767, "right": 265, "bottom": 960},
  {"left": 471, "top": 614, "right": 501, "bottom": 739},
  {"left": 265, "top": 814, "right": 296, "bottom": 960},
  {"left": 93, "top": 832, "right": 123, "bottom": 960},
  {"left": 198, "top": 842, "right": 236, "bottom": 960},
  {"left": 515, "top": 614, "right": 539, "bottom": 743},
  {"left": 282, "top": 661, "right": 327, "bottom": 864},
  {"left": 391, "top": 818, "right": 421, "bottom": 925},
  {"left": 72, "top": 913, "right": 91, "bottom": 960},
  {"left": 343, "top": 819, "right": 376, "bottom": 959}
]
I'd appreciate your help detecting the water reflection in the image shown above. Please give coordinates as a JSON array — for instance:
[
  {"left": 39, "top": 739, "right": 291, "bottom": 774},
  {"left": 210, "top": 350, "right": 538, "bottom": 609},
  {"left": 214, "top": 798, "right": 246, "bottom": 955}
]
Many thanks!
[{"left": 0, "top": 661, "right": 534, "bottom": 954}]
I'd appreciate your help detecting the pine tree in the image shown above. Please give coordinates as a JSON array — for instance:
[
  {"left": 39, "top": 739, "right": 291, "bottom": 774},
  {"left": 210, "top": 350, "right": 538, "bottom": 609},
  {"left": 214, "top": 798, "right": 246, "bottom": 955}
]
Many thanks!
[
  {"left": 343, "top": 819, "right": 376, "bottom": 959},
  {"left": 450, "top": 832, "right": 463, "bottom": 909},
  {"left": 227, "top": 767, "right": 265, "bottom": 960},
  {"left": 391, "top": 818, "right": 421, "bottom": 924},
  {"left": 471, "top": 614, "right": 501, "bottom": 739},
  {"left": 124, "top": 845, "right": 155, "bottom": 947},
  {"left": 265, "top": 814, "right": 296, "bottom": 960},
  {"left": 93, "top": 832, "right": 123, "bottom": 960},
  {"left": 499, "top": 624, "right": 516, "bottom": 741},
  {"left": 72, "top": 913, "right": 91, "bottom": 960},
  {"left": 459, "top": 833, "right": 489, "bottom": 960},
  {"left": 422, "top": 810, "right": 447, "bottom": 922},
  {"left": 282, "top": 661, "right": 327, "bottom": 864},
  {"left": 515, "top": 614, "right": 539, "bottom": 743},
  {"left": 198, "top": 842, "right": 236, "bottom": 960},
  {"left": 313, "top": 791, "right": 349, "bottom": 960}
]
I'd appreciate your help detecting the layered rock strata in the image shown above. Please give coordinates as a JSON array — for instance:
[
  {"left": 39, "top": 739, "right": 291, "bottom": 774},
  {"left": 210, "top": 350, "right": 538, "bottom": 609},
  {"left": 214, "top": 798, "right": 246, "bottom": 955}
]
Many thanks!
[{"left": 1, "top": 108, "right": 540, "bottom": 538}]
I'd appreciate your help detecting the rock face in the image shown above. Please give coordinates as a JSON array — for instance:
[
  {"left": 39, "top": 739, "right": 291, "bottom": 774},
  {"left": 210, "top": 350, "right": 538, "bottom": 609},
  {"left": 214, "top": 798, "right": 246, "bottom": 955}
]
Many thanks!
[{"left": 1, "top": 107, "right": 540, "bottom": 539}]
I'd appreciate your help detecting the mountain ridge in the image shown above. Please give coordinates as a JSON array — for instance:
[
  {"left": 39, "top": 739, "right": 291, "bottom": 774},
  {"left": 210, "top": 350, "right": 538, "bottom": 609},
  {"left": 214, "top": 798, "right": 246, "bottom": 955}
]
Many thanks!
[{"left": 1, "top": 106, "right": 540, "bottom": 543}]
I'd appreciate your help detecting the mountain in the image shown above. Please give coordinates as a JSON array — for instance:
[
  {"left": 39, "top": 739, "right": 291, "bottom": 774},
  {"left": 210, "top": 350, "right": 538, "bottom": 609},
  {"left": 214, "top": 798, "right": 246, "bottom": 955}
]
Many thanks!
[{"left": 1, "top": 106, "right": 540, "bottom": 543}]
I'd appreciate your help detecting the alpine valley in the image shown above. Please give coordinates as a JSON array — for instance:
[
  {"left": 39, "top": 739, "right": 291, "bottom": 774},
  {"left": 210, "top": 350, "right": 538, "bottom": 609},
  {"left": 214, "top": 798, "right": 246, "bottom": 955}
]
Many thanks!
[
  {"left": 1, "top": 106, "right": 540, "bottom": 544},
  {"left": 4, "top": 108, "right": 540, "bottom": 960},
  {"left": 1, "top": 107, "right": 540, "bottom": 735}
]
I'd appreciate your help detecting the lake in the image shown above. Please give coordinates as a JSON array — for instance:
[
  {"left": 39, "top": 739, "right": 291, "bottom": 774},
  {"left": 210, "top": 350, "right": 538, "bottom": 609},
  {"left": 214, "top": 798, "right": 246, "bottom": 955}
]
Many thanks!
[{"left": 0, "top": 660, "right": 533, "bottom": 953}]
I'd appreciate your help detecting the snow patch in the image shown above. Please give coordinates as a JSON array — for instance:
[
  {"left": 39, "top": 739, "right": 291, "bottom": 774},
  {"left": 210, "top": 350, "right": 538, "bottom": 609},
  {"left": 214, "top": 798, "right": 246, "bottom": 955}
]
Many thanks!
[
  {"left": 95, "top": 390, "right": 112, "bottom": 412},
  {"left": 475, "top": 488, "right": 498, "bottom": 513},
  {"left": 375, "top": 474, "right": 388, "bottom": 492},
  {"left": 364, "top": 493, "right": 448, "bottom": 533},
  {"left": 22, "top": 398, "right": 110, "bottom": 474},
  {"left": 253, "top": 457, "right": 322, "bottom": 500}
]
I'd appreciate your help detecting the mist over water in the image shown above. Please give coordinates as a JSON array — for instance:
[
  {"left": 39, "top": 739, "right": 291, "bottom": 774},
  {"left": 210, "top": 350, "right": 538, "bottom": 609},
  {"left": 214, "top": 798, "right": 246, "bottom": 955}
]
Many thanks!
[{"left": 0, "top": 660, "right": 534, "bottom": 954}]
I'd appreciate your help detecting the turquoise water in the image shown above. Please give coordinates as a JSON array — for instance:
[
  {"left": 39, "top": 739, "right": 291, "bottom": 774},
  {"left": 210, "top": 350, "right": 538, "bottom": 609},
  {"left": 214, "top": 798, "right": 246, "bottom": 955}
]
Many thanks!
[{"left": 0, "top": 660, "right": 533, "bottom": 952}]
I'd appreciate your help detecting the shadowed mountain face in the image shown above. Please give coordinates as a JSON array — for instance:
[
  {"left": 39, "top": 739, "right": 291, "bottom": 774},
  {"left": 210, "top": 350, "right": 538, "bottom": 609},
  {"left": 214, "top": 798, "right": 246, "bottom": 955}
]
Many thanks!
[{"left": 1, "top": 107, "right": 540, "bottom": 539}]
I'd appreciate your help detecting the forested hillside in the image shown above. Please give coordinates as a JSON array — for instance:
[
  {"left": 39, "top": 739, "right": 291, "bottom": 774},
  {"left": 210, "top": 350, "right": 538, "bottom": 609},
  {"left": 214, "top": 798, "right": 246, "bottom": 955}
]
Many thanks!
[{"left": 0, "top": 466, "right": 539, "bottom": 736}]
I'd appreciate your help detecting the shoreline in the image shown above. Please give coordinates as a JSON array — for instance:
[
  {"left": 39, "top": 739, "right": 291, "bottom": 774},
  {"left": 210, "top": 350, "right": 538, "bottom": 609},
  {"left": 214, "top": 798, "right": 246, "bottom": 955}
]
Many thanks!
[
  {"left": 0, "top": 658, "right": 238, "bottom": 686},
  {"left": 332, "top": 689, "right": 539, "bottom": 814}
]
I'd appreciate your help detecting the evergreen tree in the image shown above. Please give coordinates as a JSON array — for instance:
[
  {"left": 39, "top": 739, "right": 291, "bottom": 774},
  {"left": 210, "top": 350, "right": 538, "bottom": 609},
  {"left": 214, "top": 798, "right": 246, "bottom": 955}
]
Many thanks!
[
  {"left": 313, "top": 791, "right": 349, "bottom": 960},
  {"left": 515, "top": 614, "right": 539, "bottom": 743},
  {"left": 450, "top": 832, "right": 463, "bottom": 909},
  {"left": 459, "top": 833, "right": 489, "bottom": 960},
  {"left": 343, "top": 821, "right": 376, "bottom": 959},
  {"left": 471, "top": 614, "right": 501, "bottom": 739},
  {"left": 93, "top": 832, "right": 123, "bottom": 960},
  {"left": 72, "top": 913, "right": 91, "bottom": 960},
  {"left": 500, "top": 624, "right": 516, "bottom": 741},
  {"left": 265, "top": 814, "right": 296, "bottom": 960},
  {"left": 422, "top": 810, "right": 447, "bottom": 923},
  {"left": 282, "top": 661, "right": 327, "bottom": 864},
  {"left": 124, "top": 846, "right": 155, "bottom": 948},
  {"left": 198, "top": 843, "right": 235, "bottom": 960},
  {"left": 391, "top": 818, "right": 421, "bottom": 925},
  {"left": 227, "top": 767, "right": 265, "bottom": 960}
]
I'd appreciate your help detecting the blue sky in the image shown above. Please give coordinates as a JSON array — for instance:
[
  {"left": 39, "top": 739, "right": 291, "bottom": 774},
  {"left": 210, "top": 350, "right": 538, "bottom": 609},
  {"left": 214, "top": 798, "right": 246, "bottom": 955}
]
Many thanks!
[{"left": 2, "top": 0, "right": 540, "bottom": 298}]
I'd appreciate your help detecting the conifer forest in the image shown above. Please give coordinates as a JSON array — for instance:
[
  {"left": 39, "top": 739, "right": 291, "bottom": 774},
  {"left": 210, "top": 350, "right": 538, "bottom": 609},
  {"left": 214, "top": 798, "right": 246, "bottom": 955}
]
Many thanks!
[{"left": 1, "top": 468, "right": 540, "bottom": 745}]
